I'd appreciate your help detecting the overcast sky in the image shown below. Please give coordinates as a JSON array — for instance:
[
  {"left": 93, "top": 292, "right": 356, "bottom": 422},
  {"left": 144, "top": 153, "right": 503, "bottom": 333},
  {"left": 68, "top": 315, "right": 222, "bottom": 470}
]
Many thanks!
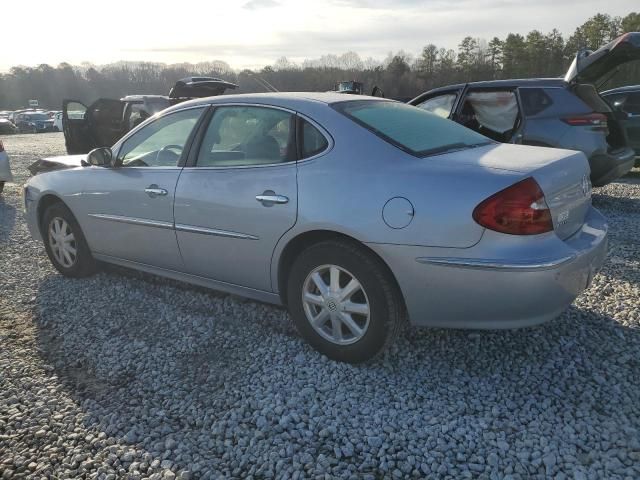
[{"left": 2, "top": 0, "right": 636, "bottom": 72}]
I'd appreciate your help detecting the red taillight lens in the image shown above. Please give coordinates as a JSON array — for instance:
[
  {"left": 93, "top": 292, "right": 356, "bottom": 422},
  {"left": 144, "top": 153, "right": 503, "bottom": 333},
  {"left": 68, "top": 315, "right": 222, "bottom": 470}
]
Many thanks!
[
  {"left": 561, "top": 113, "right": 607, "bottom": 127},
  {"left": 473, "top": 177, "right": 553, "bottom": 235},
  {"left": 0, "top": 140, "right": 4, "bottom": 152}
]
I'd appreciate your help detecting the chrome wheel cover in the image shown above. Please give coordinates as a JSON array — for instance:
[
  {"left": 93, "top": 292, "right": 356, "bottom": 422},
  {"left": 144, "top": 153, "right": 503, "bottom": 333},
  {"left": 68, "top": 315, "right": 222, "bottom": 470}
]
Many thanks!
[
  {"left": 302, "top": 264, "right": 370, "bottom": 345},
  {"left": 48, "top": 217, "right": 77, "bottom": 268}
]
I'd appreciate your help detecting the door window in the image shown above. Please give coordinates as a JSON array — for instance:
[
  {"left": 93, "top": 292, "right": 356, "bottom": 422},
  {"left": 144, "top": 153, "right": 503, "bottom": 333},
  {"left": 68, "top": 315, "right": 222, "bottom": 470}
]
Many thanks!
[
  {"left": 458, "top": 90, "right": 520, "bottom": 142},
  {"left": 197, "top": 106, "right": 295, "bottom": 167},
  {"left": 118, "top": 107, "right": 205, "bottom": 167},
  {"left": 66, "top": 102, "right": 87, "bottom": 120},
  {"left": 622, "top": 92, "right": 640, "bottom": 115},
  {"left": 416, "top": 93, "right": 457, "bottom": 118}
]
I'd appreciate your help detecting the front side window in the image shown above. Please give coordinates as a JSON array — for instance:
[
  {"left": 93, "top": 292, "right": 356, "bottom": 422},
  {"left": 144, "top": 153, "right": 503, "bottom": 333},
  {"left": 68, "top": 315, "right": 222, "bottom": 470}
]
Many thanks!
[
  {"left": 416, "top": 93, "right": 457, "bottom": 118},
  {"left": 197, "top": 106, "right": 295, "bottom": 167},
  {"left": 334, "top": 100, "right": 491, "bottom": 157},
  {"left": 118, "top": 107, "right": 205, "bottom": 167}
]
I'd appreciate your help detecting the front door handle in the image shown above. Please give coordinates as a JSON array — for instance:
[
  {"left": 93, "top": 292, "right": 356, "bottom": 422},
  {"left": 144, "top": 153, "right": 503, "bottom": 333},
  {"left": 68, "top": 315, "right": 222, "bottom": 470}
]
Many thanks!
[
  {"left": 256, "top": 191, "right": 289, "bottom": 206},
  {"left": 145, "top": 185, "right": 168, "bottom": 198}
]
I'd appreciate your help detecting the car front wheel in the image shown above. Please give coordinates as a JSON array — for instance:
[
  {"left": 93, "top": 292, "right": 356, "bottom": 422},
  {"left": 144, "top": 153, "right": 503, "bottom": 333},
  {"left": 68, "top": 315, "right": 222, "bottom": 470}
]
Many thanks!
[
  {"left": 287, "top": 240, "right": 404, "bottom": 363},
  {"left": 42, "top": 203, "right": 96, "bottom": 277}
]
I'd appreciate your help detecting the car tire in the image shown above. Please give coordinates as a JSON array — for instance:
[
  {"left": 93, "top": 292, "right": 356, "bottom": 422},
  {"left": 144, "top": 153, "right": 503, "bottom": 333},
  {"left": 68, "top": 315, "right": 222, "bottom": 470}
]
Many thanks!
[
  {"left": 0, "top": 182, "right": 4, "bottom": 194},
  {"left": 42, "top": 202, "right": 96, "bottom": 277},
  {"left": 287, "top": 240, "right": 404, "bottom": 363}
]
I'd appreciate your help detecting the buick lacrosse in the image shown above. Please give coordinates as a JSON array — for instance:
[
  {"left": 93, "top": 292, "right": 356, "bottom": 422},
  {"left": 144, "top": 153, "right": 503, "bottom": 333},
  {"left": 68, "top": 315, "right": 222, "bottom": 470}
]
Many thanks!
[{"left": 24, "top": 93, "right": 608, "bottom": 362}]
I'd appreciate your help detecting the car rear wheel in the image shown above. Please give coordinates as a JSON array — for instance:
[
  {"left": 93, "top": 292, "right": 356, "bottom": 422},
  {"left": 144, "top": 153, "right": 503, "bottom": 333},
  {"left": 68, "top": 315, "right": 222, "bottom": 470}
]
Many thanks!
[
  {"left": 287, "top": 240, "right": 404, "bottom": 363},
  {"left": 42, "top": 203, "right": 96, "bottom": 277}
]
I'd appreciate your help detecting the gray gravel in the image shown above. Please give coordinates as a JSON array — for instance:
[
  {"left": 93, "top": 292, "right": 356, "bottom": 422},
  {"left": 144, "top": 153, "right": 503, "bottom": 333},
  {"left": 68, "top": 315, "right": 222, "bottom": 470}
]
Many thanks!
[{"left": 1, "top": 132, "right": 639, "bottom": 479}]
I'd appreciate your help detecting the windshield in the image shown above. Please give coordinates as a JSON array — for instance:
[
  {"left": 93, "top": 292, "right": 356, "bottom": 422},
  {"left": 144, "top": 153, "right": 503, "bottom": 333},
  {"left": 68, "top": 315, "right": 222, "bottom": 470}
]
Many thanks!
[
  {"left": 26, "top": 113, "right": 50, "bottom": 121},
  {"left": 333, "top": 100, "right": 492, "bottom": 157}
]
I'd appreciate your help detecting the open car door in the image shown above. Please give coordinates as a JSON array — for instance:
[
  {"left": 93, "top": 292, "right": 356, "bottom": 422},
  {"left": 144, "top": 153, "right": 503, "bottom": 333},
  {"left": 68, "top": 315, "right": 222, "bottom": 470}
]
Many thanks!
[
  {"left": 565, "top": 32, "right": 640, "bottom": 88},
  {"left": 62, "top": 98, "right": 125, "bottom": 154}
]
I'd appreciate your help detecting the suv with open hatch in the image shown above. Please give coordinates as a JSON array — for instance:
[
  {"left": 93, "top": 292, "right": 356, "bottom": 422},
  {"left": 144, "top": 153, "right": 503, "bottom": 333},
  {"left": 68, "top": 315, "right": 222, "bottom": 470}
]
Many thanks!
[{"left": 409, "top": 32, "right": 640, "bottom": 186}]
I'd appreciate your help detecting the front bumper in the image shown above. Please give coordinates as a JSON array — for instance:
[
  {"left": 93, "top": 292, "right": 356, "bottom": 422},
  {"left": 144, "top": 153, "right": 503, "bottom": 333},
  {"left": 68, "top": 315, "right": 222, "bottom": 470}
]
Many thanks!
[
  {"left": 368, "top": 207, "right": 608, "bottom": 329},
  {"left": 590, "top": 147, "right": 635, "bottom": 186}
]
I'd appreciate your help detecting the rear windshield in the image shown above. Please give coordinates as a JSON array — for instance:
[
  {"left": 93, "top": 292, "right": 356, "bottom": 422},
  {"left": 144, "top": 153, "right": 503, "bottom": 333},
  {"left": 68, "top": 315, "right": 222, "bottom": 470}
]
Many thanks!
[{"left": 333, "top": 100, "right": 492, "bottom": 157}]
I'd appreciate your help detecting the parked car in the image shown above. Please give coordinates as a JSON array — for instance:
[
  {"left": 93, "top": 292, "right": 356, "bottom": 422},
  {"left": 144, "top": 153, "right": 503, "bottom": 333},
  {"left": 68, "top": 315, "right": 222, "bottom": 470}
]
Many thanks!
[
  {"left": 409, "top": 32, "right": 640, "bottom": 187},
  {"left": 0, "top": 111, "right": 12, "bottom": 120},
  {"left": 0, "top": 140, "right": 13, "bottom": 193},
  {"left": 0, "top": 119, "right": 18, "bottom": 134},
  {"left": 601, "top": 85, "right": 640, "bottom": 165},
  {"left": 15, "top": 111, "right": 56, "bottom": 133},
  {"left": 63, "top": 77, "right": 238, "bottom": 154},
  {"left": 24, "top": 93, "right": 607, "bottom": 362}
]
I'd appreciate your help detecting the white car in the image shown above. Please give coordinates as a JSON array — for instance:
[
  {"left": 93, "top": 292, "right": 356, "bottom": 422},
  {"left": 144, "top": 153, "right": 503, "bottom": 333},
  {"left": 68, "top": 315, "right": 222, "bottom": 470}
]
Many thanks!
[
  {"left": 53, "top": 111, "right": 63, "bottom": 132},
  {"left": 0, "top": 140, "right": 13, "bottom": 193}
]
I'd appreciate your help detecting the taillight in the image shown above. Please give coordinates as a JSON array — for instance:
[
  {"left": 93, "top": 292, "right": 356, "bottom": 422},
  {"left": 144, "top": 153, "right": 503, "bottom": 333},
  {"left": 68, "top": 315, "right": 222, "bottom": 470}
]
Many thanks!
[
  {"left": 0, "top": 140, "right": 4, "bottom": 152},
  {"left": 473, "top": 177, "right": 553, "bottom": 235},
  {"left": 561, "top": 113, "right": 607, "bottom": 127}
]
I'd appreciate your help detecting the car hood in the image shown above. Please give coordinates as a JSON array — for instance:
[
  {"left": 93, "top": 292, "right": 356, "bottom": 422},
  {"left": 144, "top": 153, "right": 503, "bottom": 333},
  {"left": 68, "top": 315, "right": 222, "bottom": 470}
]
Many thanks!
[
  {"left": 28, "top": 155, "right": 86, "bottom": 175},
  {"left": 564, "top": 32, "right": 640, "bottom": 87}
]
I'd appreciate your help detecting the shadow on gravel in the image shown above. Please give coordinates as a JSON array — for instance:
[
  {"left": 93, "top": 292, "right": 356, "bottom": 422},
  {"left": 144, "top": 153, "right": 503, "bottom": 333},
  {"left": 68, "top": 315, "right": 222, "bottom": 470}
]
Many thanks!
[
  {"left": 592, "top": 193, "right": 640, "bottom": 214},
  {"left": 32, "top": 268, "right": 640, "bottom": 477},
  {"left": 0, "top": 199, "right": 16, "bottom": 244}
]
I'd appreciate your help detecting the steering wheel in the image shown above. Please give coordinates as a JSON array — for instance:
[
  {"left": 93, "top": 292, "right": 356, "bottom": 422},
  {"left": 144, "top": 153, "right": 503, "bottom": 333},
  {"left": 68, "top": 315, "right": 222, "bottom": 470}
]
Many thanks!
[{"left": 160, "top": 144, "right": 183, "bottom": 155}]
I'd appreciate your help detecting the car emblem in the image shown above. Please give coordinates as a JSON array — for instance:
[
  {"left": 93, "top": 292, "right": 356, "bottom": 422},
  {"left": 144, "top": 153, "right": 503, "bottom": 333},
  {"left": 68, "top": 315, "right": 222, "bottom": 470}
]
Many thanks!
[{"left": 581, "top": 175, "right": 591, "bottom": 197}]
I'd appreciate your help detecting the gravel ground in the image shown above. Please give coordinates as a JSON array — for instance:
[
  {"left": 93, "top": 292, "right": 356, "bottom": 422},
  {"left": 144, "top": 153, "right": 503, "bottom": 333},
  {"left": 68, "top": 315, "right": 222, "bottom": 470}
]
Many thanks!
[{"left": 1, "top": 132, "right": 639, "bottom": 479}]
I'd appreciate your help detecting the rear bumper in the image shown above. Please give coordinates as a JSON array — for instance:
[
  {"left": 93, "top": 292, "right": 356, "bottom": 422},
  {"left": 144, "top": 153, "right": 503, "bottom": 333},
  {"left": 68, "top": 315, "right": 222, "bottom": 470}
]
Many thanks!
[
  {"left": 368, "top": 207, "right": 608, "bottom": 329},
  {"left": 589, "top": 147, "right": 635, "bottom": 186}
]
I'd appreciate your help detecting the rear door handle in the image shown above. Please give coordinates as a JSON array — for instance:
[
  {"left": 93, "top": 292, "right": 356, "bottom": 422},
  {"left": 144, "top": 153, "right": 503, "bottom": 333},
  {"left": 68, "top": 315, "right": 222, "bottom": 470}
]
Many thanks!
[
  {"left": 145, "top": 185, "right": 168, "bottom": 198},
  {"left": 256, "top": 192, "right": 289, "bottom": 206}
]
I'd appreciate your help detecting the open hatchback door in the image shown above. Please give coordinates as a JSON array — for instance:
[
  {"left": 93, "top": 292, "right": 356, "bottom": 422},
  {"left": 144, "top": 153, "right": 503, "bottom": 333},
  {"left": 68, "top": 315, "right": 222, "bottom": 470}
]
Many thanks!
[
  {"left": 565, "top": 32, "right": 640, "bottom": 88},
  {"left": 168, "top": 77, "right": 238, "bottom": 100},
  {"left": 63, "top": 99, "right": 126, "bottom": 154}
]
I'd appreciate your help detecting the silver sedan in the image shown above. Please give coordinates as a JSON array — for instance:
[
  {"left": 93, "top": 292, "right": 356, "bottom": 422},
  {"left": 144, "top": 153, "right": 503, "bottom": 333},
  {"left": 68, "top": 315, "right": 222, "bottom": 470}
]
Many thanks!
[{"left": 24, "top": 93, "right": 608, "bottom": 362}]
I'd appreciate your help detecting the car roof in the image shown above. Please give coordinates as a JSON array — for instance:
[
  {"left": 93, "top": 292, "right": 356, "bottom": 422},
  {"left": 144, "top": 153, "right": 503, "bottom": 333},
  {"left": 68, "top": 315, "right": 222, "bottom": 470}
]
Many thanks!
[
  {"left": 414, "top": 78, "right": 567, "bottom": 99},
  {"left": 601, "top": 85, "right": 640, "bottom": 95},
  {"left": 121, "top": 95, "right": 170, "bottom": 102},
  {"left": 165, "top": 92, "right": 392, "bottom": 112}
]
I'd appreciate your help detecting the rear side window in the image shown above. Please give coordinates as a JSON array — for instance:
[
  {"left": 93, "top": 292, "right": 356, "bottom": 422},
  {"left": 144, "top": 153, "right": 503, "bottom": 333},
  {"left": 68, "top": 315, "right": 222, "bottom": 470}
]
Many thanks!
[
  {"left": 334, "top": 100, "right": 491, "bottom": 157},
  {"left": 300, "top": 119, "right": 329, "bottom": 158},
  {"left": 622, "top": 92, "right": 640, "bottom": 115},
  {"left": 519, "top": 88, "right": 553, "bottom": 116},
  {"left": 416, "top": 93, "right": 457, "bottom": 118}
]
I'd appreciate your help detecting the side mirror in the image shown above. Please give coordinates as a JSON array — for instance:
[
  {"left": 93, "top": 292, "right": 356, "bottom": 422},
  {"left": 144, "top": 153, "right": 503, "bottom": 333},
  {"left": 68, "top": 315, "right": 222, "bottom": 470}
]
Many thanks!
[{"left": 86, "top": 147, "right": 115, "bottom": 167}]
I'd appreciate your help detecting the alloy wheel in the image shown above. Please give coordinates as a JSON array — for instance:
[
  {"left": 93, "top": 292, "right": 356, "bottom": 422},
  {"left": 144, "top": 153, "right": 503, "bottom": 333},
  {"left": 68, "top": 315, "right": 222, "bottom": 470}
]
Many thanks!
[
  {"left": 48, "top": 217, "right": 77, "bottom": 268},
  {"left": 302, "top": 264, "right": 370, "bottom": 345}
]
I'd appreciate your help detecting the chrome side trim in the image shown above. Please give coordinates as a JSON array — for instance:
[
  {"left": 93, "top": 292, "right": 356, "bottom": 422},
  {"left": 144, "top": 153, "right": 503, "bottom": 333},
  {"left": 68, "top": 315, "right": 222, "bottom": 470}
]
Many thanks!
[
  {"left": 416, "top": 254, "right": 577, "bottom": 271},
  {"left": 175, "top": 223, "right": 259, "bottom": 240},
  {"left": 88, "top": 214, "right": 174, "bottom": 230}
]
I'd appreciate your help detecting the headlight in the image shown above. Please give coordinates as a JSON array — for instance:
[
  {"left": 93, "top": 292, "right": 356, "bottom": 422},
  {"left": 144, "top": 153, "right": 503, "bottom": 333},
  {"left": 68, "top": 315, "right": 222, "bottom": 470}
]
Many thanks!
[{"left": 29, "top": 122, "right": 36, "bottom": 126}]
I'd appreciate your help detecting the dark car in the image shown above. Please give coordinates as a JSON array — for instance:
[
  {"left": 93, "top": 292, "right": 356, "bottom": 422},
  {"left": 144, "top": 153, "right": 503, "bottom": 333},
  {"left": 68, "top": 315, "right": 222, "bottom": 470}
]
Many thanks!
[
  {"left": 0, "top": 119, "right": 18, "bottom": 134},
  {"left": 409, "top": 32, "right": 640, "bottom": 187},
  {"left": 63, "top": 77, "right": 238, "bottom": 154},
  {"left": 601, "top": 85, "right": 640, "bottom": 166},
  {"left": 15, "top": 111, "right": 56, "bottom": 133}
]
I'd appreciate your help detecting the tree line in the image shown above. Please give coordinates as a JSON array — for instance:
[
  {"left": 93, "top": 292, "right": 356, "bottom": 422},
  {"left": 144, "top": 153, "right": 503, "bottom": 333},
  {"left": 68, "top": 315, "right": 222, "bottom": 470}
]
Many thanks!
[{"left": 0, "top": 12, "right": 638, "bottom": 110}]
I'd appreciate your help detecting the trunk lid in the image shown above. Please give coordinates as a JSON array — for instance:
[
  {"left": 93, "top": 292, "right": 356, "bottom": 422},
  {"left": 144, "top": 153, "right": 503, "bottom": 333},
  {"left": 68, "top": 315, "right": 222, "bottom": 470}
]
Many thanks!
[
  {"left": 564, "top": 32, "right": 640, "bottom": 87},
  {"left": 435, "top": 143, "right": 592, "bottom": 239}
]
